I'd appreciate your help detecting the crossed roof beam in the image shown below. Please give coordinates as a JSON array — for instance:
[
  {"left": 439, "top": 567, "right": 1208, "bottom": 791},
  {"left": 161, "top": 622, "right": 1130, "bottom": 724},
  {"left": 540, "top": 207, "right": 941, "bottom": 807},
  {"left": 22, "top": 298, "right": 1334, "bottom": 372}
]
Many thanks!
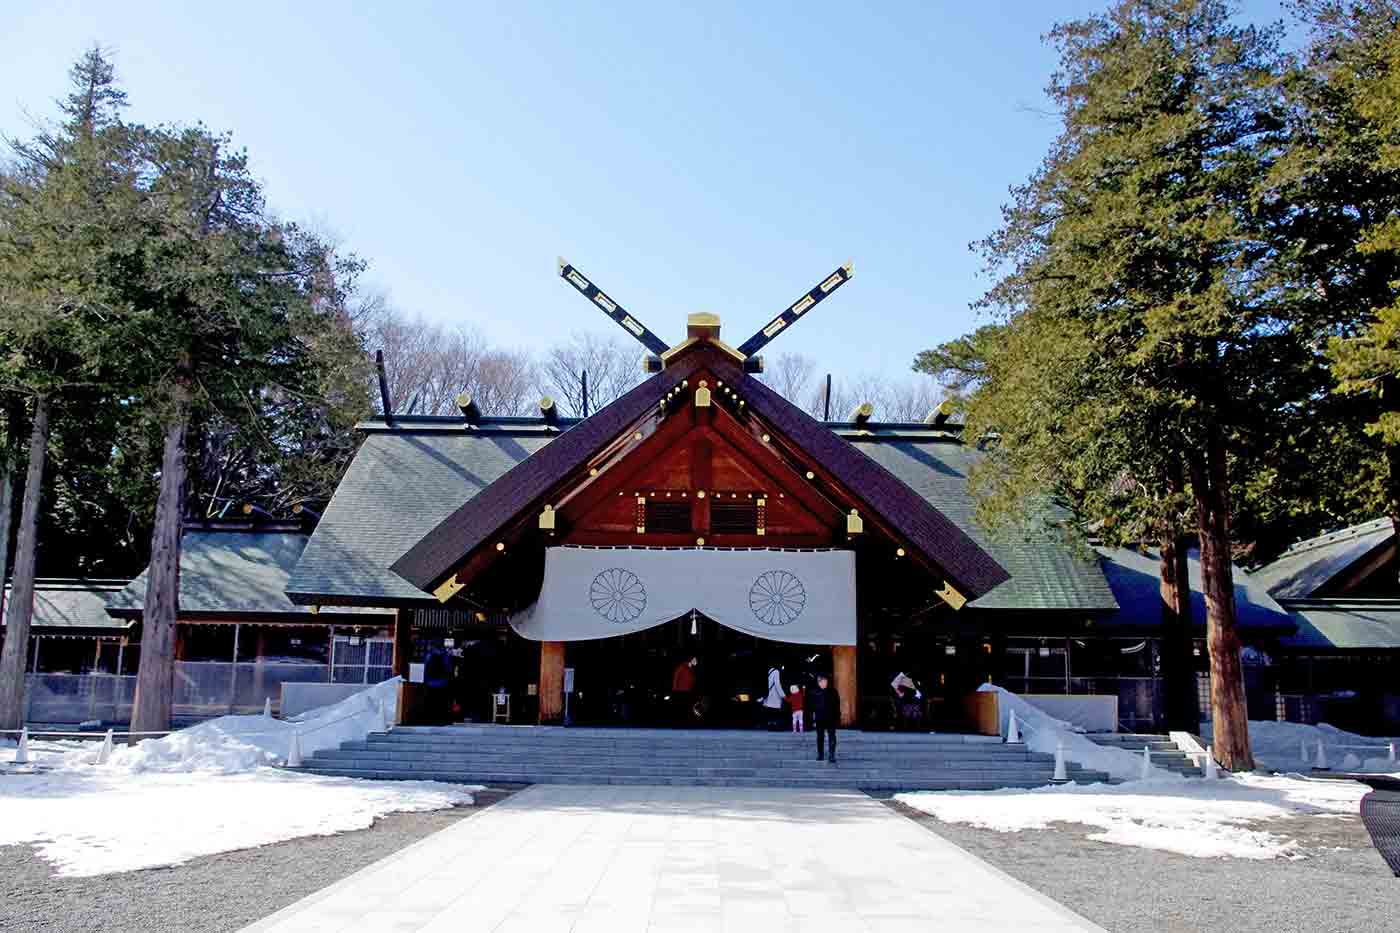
[{"left": 556, "top": 258, "right": 855, "bottom": 370}]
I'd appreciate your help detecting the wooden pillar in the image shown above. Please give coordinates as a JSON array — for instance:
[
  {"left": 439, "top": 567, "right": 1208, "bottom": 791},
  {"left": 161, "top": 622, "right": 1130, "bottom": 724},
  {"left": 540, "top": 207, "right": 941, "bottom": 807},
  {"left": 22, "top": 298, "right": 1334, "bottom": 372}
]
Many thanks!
[
  {"left": 539, "top": 641, "right": 565, "bottom": 724},
  {"left": 832, "top": 644, "right": 857, "bottom": 727},
  {"left": 392, "top": 609, "right": 414, "bottom": 725}
]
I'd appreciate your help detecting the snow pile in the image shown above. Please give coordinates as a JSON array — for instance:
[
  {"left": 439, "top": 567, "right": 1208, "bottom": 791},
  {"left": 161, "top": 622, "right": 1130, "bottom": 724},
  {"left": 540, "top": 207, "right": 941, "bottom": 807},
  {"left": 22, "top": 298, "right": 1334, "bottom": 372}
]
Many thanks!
[
  {"left": 59, "top": 677, "right": 402, "bottom": 774},
  {"left": 1201, "top": 719, "right": 1399, "bottom": 775},
  {"left": 979, "top": 684, "right": 1172, "bottom": 781},
  {"left": 0, "top": 768, "right": 477, "bottom": 876},
  {"left": 896, "top": 773, "right": 1366, "bottom": 860}
]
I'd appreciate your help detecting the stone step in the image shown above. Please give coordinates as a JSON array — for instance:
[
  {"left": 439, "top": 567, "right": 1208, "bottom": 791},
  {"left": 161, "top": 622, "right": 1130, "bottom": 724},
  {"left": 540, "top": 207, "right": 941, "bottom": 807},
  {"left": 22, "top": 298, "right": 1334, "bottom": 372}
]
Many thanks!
[
  {"left": 302, "top": 756, "right": 1084, "bottom": 780},
  {"left": 294, "top": 766, "right": 1111, "bottom": 790},
  {"left": 330, "top": 741, "right": 1048, "bottom": 761}
]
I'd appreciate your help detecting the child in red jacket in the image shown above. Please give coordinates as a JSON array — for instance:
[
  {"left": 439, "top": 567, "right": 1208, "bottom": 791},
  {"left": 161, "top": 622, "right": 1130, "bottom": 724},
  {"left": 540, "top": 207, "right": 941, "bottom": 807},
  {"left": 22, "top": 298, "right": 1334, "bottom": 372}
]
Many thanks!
[{"left": 787, "top": 684, "right": 805, "bottom": 733}]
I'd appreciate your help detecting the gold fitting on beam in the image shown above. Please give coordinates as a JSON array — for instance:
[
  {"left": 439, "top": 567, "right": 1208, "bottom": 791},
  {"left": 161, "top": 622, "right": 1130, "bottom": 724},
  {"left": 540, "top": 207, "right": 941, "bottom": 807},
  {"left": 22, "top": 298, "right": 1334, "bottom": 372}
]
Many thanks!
[
  {"left": 846, "top": 509, "right": 864, "bottom": 535},
  {"left": 539, "top": 505, "right": 556, "bottom": 531},
  {"left": 935, "top": 580, "right": 968, "bottom": 610},
  {"left": 695, "top": 386, "right": 712, "bottom": 408},
  {"left": 434, "top": 576, "right": 465, "bottom": 603}
]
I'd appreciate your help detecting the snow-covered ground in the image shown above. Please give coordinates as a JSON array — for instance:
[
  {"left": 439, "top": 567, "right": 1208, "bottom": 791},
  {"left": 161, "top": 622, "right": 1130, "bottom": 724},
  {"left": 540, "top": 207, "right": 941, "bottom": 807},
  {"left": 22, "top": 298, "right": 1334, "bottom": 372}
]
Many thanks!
[
  {"left": 1202, "top": 719, "right": 1398, "bottom": 774},
  {"left": 896, "top": 773, "right": 1368, "bottom": 860},
  {"left": 0, "top": 767, "right": 475, "bottom": 876},
  {"left": 0, "top": 680, "right": 480, "bottom": 877}
]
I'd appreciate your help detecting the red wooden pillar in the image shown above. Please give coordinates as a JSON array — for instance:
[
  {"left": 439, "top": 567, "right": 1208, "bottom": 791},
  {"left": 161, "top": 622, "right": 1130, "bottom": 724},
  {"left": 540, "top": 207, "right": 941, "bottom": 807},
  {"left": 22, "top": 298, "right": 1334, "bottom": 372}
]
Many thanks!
[
  {"left": 539, "top": 642, "right": 565, "bottom": 724},
  {"left": 832, "top": 644, "right": 858, "bottom": 727}
]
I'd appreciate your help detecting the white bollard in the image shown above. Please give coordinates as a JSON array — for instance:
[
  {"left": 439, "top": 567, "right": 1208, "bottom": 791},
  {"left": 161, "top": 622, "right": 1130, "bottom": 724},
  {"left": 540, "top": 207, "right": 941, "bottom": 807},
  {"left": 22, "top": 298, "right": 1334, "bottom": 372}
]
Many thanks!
[
  {"left": 1204, "top": 745, "right": 1218, "bottom": 780},
  {"left": 1389, "top": 742, "right": 1396, "bottom": 763},
  {"left": 1053, "top": 739, "right": 1067, "bottom": 781},
  {"left": 1315, "top": 738, "right": 1329, "bottom": 770},
  {"left": 13, "top": 726, "right": 30, "bottom": 765},
  {"left": 95, "top": 728, "right": 114, "bottom": 765},
  {"left": 286, "top": 728, "right": 303, "bottom": 768},
  {"left": 1300, "top": 739, "right": 1310, "bottom": 766},
  {"left": 1006, "top": 710, "right": 1021, "bottom": 744},
  {"left": 1140, "top": 744, "right": 1152, "bottom": 780},
  {"left": 263, "top": 697, "right": 273, "bottom": 719},
  {"left": 376, "top": 697, "right": 390, "bottom": 734}
]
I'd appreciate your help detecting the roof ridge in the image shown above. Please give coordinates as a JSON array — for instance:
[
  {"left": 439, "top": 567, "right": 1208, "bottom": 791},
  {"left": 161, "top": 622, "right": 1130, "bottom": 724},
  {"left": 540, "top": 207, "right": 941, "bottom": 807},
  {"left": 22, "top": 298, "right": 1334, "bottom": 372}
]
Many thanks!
[{"left": 1277, "top": 516, "right": 1393, "bottom": 558}]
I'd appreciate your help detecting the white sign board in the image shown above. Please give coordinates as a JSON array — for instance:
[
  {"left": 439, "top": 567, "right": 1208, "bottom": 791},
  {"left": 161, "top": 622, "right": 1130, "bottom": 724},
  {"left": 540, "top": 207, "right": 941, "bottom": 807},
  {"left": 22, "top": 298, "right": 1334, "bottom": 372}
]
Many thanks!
[{"left": 408, "top": 663, "right": 425, "bottom": 684}]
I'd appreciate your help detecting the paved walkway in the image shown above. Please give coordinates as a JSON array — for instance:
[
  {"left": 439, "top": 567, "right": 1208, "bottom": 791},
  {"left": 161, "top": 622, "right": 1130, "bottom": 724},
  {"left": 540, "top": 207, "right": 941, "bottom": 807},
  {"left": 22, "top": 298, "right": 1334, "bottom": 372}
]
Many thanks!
[{"left": 243, "top": 785, "right": 1103, "bottom": 933}]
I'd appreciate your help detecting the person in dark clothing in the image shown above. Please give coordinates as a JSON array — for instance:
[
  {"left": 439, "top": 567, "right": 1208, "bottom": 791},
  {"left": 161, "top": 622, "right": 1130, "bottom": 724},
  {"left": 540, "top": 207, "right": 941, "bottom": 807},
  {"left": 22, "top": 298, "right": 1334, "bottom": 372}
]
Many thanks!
[{"left": 810, "top": 673, "right": 839, "bottom": 763}]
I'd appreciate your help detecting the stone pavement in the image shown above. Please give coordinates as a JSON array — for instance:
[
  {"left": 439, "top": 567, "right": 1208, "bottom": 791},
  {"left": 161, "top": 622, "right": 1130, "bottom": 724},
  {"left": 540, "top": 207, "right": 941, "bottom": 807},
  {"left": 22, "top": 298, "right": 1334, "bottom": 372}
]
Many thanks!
[{"left": 242, "top": 784, "right": 1104, "bottom": 932}]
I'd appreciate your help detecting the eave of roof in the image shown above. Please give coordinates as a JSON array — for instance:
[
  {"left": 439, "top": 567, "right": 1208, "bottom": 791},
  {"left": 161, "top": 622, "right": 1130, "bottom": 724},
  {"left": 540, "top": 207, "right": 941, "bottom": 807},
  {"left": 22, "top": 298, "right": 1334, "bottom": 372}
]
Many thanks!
[
  {"left": 1280, "top": 598, "right": 1400, "bottom": 650},
  {"left": 1252, "top": 517, "right": 1395, "bottom": 599}
]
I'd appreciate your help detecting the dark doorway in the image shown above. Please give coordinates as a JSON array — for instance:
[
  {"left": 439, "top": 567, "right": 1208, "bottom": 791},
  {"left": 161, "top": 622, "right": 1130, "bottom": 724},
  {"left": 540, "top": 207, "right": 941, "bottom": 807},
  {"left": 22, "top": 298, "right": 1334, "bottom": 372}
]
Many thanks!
[{"left": 565, "top": 615, "right": 829, "bottom": 728}]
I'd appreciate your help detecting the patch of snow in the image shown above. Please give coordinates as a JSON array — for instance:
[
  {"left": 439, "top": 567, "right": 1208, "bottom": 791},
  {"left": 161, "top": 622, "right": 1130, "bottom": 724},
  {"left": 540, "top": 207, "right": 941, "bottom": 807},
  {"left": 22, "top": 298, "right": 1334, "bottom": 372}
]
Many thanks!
[
  {"left": 1201, "top": 719, "right": 1399, "bottom": 774},
  {"left": 896, "top": 773, "right": 1366, "bottom": 860},
  {"left": 979, "top": 684, "right": 1173, "bottom": 781},
  {"left": 55, "top": 677, "right": 403, "bottom": 774},
  {"left": 0, "top": 768, "right": 477, "bottom": 876}
]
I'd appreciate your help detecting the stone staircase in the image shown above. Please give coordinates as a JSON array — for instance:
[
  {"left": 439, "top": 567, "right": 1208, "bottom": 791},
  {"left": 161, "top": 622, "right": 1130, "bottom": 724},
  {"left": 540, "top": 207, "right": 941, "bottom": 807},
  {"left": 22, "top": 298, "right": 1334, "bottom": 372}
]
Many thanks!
[
  {"left": 294, "top": 726, "right": 1112, "bottom": 791},
  {"left": 1086, "top": 732, "right": 1204, "bottom": 777}
]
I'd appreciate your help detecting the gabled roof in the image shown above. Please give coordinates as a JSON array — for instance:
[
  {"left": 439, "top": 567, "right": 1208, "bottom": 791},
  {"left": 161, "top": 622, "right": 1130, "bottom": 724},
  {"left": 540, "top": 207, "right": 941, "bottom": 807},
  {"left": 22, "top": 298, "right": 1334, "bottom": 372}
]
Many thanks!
[
  {"left": 1251, "top": 517, "right": 1394, "bottom": 599},
  {"left": 1281, "top": 599, "right": 1400, "bottom": 650},
  {"left": 1, "top": 579, "right": 133, "bottom": 633},
  {"left": 851, "top": 438, "right": 1116, "bottom": 611},
  {"left": 390, "top": 346, "right": 1010, "bottom": 600},
  {"left": 1094, "top": 546, "right": 1293, "bottom": 634},
  {"left": 285, "top": 424, "right": 560, "bottom": 605},
  {"left": 111, "top": 524, "right": 389, "bottom": 619}
]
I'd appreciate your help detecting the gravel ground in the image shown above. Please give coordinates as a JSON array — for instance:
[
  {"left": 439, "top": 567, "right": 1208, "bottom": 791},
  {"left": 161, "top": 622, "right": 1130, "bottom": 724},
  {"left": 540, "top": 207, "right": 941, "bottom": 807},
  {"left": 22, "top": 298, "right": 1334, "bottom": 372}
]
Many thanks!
[
  {"left": 884, "top": 797, "right": 1395, "bottom": 933},
  {"left": 0, "top": 786, "right": 519, "bottom": 933}
]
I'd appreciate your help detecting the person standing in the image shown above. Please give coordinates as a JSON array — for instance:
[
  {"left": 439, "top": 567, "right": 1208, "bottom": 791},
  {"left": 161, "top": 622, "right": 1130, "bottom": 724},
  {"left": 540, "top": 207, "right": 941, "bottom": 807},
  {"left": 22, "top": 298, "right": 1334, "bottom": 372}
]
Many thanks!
[
  {"left": 671, "top": 656, "right": 697, "bottom": 725},
  {"left": 810, "top": 673, "right": 839, "bottom": 763},
  {"left": 763, "top": 664, "right": 784, "bottom": 730},
  {"left": 788, "top": 684, "right": 805, "bottom": 733}
]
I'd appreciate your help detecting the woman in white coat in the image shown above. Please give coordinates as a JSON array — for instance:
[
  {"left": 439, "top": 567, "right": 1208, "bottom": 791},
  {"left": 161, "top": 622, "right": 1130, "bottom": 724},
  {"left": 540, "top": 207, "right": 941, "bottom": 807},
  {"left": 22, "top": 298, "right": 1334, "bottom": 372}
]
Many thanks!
[{"left": 763, "top": 665, "right": 785, "bottom": 730}]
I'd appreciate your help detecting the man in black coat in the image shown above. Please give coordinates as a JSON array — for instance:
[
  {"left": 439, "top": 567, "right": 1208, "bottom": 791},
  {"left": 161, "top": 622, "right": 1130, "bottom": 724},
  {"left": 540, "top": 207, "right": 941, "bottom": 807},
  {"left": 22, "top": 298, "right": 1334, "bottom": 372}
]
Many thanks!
[{"left": 810, "top": 673, "right": 840, "bottom": 763}]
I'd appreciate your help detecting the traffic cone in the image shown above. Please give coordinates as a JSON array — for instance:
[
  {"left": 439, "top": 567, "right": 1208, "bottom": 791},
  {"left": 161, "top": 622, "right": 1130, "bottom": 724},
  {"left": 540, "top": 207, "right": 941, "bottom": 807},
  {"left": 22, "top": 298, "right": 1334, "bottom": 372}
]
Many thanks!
[
  {"left": 13, "top": 726, "right": 30, "bottom": 765},
  {"left": 1053, "top": 739, "right": 1067, "bottom": 781},
  {"left": 1204, "top": 745, "right": 1218, "bottom": 780},
  {"left": 1006, "top": 710, "right": 1021, "bottom": 744},
  {"left": 286, "top": 728, "right": 303, "bottom": 768},
  {"left": 95, "top": 729, "right": 114, "bottom": 765},
  {"left": 1315, "top": 739, "right": 1329, "bottom": 770},
  {"left": 1140, "top": 744, "right": 1152, "bottom": 780},
  {"left": 263, "top": 697, "right": 273, "bottom": 719}
]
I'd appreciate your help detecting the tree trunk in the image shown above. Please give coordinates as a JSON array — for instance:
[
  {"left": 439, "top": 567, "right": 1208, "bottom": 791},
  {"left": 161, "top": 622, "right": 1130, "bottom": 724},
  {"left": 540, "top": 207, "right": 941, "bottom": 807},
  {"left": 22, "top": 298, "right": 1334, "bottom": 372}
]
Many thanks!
[
  {"left": 131, "top": 363, "right": 193, "bottom": 734},
  {"left": 1158, "top": 526, "right": 1198, "bottom": 732},
  {"left": 1187, "top": 424, "right": 1254, "bottom": 771},
  {"left": 1157, "top": 462, "right": 1197, "bottom": 732},
  {"left": 0, "top": 395, "right": 52, "bottom": 731}
]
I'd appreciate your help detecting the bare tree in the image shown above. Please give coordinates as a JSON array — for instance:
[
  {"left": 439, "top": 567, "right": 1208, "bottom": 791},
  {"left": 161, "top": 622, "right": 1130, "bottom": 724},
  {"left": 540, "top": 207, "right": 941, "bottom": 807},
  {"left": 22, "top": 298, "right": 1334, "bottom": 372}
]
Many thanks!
[
  {"left": 540, "top": 332, "right": 645, "bottom": 417},
  {"left": 363, "top": 301, "right": 538, "bottom": 417},
  {"left": 759, "top": 353, "right": 817, "bottom": 407},
  {"left": 809, "top": 373, "right": 943, "bottom": 423}
]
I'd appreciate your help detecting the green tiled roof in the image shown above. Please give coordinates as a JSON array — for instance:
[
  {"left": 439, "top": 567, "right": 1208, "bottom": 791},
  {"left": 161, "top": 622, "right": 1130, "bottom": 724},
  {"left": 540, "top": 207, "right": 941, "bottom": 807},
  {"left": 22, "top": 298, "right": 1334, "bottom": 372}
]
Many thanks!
[
  {"left": 1251, "top": 517, "right": 1394, "bottom": 599},
  {"left": 1094, "top": 545, "right": 1293, "bottom": 634},
  {"left": 1, "top": 580, "right": 132, "bottom": 632},
  {"left": 110, "top": 528, "right": 388, "bottom": 618},
  {"left": 848, "top": 438, "right": 1118, "bottom": 612},
  {"left": 1283, "top": 600, "right": 1400, "bottom": 650},
  {"left": 285, "top": 425, "right": 555, "bottom": 605}
]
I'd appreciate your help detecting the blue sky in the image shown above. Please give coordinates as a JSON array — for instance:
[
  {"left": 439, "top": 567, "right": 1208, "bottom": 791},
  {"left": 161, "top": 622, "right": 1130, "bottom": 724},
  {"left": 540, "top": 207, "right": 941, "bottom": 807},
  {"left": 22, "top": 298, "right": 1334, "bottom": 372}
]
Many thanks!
[{"left": 5, "top": 1, "right": 1290, "bottom": 380}]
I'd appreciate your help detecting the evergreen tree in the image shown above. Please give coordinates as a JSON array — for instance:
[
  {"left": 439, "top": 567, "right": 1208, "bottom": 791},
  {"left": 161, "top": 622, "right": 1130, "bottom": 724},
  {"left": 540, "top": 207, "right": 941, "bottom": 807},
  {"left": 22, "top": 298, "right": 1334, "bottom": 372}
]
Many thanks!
[
  {"left": 126, "top": 125, "right": 366, "bottom": 732},
  {"left": 925, "top": 0, "right": 1295, "bottom": 767},
  {"left": 0, "top": 48, "right": 140, "bottom": 729}
]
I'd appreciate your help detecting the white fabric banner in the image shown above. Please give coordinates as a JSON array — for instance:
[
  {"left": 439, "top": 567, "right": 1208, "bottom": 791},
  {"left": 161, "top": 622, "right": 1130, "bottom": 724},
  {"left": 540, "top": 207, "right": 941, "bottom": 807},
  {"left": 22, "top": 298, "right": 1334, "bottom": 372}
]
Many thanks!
[{"left": 510, "top": 547, "right": 856, "bottom": 645}]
